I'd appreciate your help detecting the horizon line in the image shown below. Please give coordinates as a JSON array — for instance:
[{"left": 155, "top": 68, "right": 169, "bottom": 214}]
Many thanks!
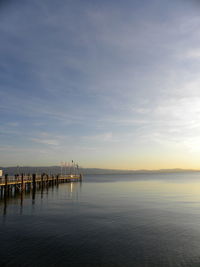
[{"left": 1, "top": 166, "right": 200, "bottom": 172}]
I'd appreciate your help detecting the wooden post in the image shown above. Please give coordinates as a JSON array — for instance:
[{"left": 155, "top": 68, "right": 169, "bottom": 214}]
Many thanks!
[
  {"left": 32, "top": 173, "right": 36, "bottom": 190},
  {"left": 41, "top": 173, "right": 44, "bottom": 187},
  {"left": 5, "top": 174, "right": 8, "bottom": 195},
  {"left": 21, "top": 173, "right": 24, "bottom": 191},
  {"left": 0, "top": 186, "right": 3, "bottom": 197}
]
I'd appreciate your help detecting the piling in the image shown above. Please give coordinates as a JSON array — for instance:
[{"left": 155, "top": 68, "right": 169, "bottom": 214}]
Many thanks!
[
  {"left": 21, "top": 173, "right": 24, "bottom": 191},
  {"left": 5, "top": 174, "right": 8, "bottom": 195},
  {"left": 32, "top": 174, "right": 36, "bottom": 190},
  {"left": 0, "top": 172, "right": 82, "bottom": 196}
]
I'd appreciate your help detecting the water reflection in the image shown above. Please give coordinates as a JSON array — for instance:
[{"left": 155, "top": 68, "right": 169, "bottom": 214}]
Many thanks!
[
  {"left": 3, "top": 195, "right": 7, "bottom": 216},
  {"left": 2, "top": 174, "right": 200, "bottom": 266},
  {"left": 66, "top": 181, "right": 82, "bottom": 200},
  {"left": 0, "top": 181, "right": 82, "bottom": 216}
]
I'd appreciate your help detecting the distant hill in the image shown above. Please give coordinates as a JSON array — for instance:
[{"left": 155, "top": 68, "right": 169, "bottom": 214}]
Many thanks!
[{"left": 0, "top": 166, "right": 200, "bottom": 176}]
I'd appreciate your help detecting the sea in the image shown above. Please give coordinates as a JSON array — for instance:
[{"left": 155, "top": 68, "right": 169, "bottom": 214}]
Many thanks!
[{"left": 1, "top": 173, "right": 200, "bottom": 266}]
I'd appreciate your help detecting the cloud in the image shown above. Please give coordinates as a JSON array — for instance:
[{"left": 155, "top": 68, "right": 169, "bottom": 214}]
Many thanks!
[
  {"left": 30, "top": 138, "right": 59, "bottom": 146},
  {"left": 83, "top": 132, "right": 114, "bottom": 142},
  {"left": 185, "top": 49, "right": 200, "bottom": 59}
]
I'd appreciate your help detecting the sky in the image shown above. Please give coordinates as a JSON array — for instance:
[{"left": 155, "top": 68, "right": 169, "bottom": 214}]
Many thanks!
[{"left": 1, "top": 0, "right": 200, "bottom": 169}]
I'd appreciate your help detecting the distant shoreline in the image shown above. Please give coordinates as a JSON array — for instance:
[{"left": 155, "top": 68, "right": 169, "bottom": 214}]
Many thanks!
[{"left": 1, "top": 166, "right": 200, "bottom": 176}]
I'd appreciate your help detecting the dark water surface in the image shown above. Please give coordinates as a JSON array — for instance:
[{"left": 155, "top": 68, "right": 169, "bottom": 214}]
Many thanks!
[{"left": 1, "top": 173, "right": 200, "bottom": 266}]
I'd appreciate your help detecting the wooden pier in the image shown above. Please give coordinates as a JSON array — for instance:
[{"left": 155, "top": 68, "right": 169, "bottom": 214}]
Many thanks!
[{"left": 0, "top": 173, "right": 83, "bottom": 195}]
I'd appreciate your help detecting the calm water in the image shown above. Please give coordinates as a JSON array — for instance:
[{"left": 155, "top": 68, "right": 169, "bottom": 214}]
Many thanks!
[{"left": 1, "top": 173, "right": 200, "bottom": 266}]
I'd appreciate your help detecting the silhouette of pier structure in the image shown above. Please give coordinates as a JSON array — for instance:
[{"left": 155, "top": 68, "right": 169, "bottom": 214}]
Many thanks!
[{"left": 0, "top": 173, "right": 83, "bottom": 196}]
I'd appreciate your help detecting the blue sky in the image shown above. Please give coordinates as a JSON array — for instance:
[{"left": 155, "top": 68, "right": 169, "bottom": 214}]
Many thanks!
[{"left": 1, "top": 0, "right": 200, "bottom": 168}]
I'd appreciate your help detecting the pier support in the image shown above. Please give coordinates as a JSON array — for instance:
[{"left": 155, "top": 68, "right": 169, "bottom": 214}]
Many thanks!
[
  {"left": 21, "top": 173, "right": 24, "bottom": 191},
  {"left": 4, "top": 174, "right": 8, "bottom": 195},
  {"left": 0, "top": 173, "right": 82, "bottom": 197},
  {"left": 32, "top": 174, "right": 36, "bottom": 190}
]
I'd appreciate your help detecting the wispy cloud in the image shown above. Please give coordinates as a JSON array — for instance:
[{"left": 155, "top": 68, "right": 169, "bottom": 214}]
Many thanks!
[{"left": 30, "top": 138, "right": 59, "bottom": 146}]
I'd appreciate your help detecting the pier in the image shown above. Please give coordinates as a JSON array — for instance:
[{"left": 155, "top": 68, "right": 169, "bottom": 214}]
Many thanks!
[{"left": 0, "top": 173, "right": 83, "bottom": 195}]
